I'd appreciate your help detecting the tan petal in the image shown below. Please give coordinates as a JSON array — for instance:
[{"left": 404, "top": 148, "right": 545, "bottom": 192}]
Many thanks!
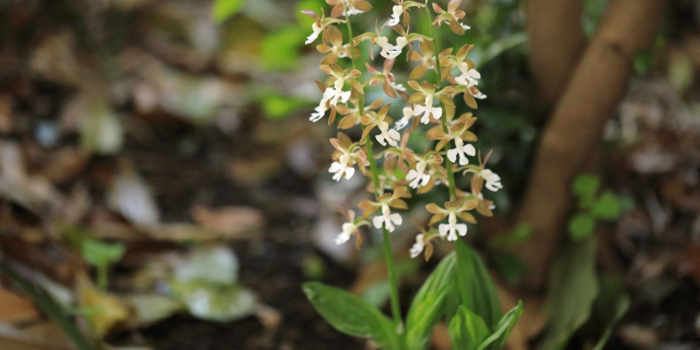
[
  {"left": 457, "top": 212, "right": 477, "bottom": 224},
  {"left": 425, "top": 203, "right": 443, "bottom": 214},
  {"left": 429, "top": 213, "right": 447, "bottom": 225}
]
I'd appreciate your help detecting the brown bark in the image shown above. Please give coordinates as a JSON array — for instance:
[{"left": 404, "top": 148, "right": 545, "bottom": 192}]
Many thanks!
[
  {"left": 526, "top": 0, "right": 586, "bottom": 109},
  {"left": 515, "top": 0, "right": 669, "bottom": 290}
]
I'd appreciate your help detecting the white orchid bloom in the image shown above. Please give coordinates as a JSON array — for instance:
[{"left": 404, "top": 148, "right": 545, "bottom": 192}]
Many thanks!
[
  {"left": 447, "top": 137, "right": 476, "bottom": 166},
  {"left": 372, "top": 203, "right": 402, "bottom": 232},
  {"left": 376, "top": 36, "right": 408, "bottom": 59},
  {"left": 387, "top": 5, "right": 403, "bottom": 26},
  {"left": 455, "top": 67, "right": 481, "bottom": 88},
  {"left": 394, "top": 106, "right": 415, "bottom": 130},
  {"left": 413, "top": 95, "right": 443, "bottom": 124},
  {"left": 473, "top": 90, "right": 487, "bottom": 99},
  {"left": 335, "top": 222, "right": 357, "bottom": 245},
  {"left": 478, "top": 192, "right": 497, "bottom": 210},
  {"left": 309, "top": 89, "right": 334, "bottom": 122},
  {"left": 455, "top": 63, "right": 487, "bottom": 99},
  {"left": 310, "top": 85, "right": 347, "bottom": 122},
  {"left": 439, "top": 212, "right": 467, "bottom": 241},
  {"left": 375, "top": 122, "right": 401, "bottom": 147},
  {"left": 322, "top": 78, "right": 351, "bottom": 106},
  {"left": 324, "top": 87, "right": 351, "bottom": 106},
  {"left": 309, "top": 103, "right": 328, "bottom": 122},
  {"left": 409, "top": 234, "right": 425, "bottom": 258},
  {"left": 305, "top": 22, "right": 323, "bottom": 45},
  {"left": 391, "top": 81, "right": 406, "bottom": 92},
  {"left": 445, "top": 20, "right": 471, "bottom": 32},
  {"left": 406, "top": 160, "right": 430, "bottom": 189},
  {"left": 480, "top": 168, "right": 503, "bottom": 192},
  {"left": 329, "top": 161, "right": 355, "bottom": 181},
  {"left": 406, "top": 170, "right": 430, "bottom": 189},
  {"left": 341, "top": 0, "right": 366, "bottom": 15}
]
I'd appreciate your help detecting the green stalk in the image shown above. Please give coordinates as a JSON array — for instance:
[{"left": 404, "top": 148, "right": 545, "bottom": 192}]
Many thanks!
[
  {"left": 424, "top": 5, "right": 457, "bottom": 199},
  {"left": 424, "top": 1, "right": 471, "bottom": 307},
  {"left": 344, "top": 9, "right": 403, "bottom": 327}
]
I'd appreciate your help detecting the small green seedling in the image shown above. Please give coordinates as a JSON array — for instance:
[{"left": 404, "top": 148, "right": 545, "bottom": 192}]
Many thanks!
[
  {"left": 569, "top": 174, "right": 622, "bottom": 241},
  {"left": 81, "top": 239, "right": 126, "bottom": 290}
]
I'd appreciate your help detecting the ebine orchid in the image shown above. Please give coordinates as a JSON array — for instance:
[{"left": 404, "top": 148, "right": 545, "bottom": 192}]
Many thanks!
[
  {"left": 432, "top": 0, "right": 470, "bottom": 35},
  {"left": 480, "top": 168, "right": 503, "bottom": 192},
  {"left": 373, "top": 203, "right": 403, "bottom": 232},
  {"left": 426, "top": 199, "right": 477, "bottom": 241},
  {"left": 334, "top": 209, "right": 370, "bottom": 248},
  {"left": 303, "top": 0, "right": 500, "bottom": 253},
  {"left": 327, "top": 0, "right": 372, "bottom": 18},
  {"left": 377, "top": 35, "right": 408, "bottom": 59},
  {"left": 301, "top": 0, "right": 521, "bottom": 345},
  {"left": 302, "top": 10, "right": 346, "bottom": 45}
]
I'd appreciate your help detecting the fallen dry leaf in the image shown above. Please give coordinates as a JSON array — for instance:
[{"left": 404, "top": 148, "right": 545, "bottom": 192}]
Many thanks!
[
  {"left": 107, "top": 169, "right": 160, "bottom": 226},
  {"left": 0, "top": 288, "right": 40, "bottom": 324},
  {"left": 190, "top": 205, "right": 263, "bottom": 236},
  {"left": 0, "top": 324, "right": 75, "bottom": 350}
]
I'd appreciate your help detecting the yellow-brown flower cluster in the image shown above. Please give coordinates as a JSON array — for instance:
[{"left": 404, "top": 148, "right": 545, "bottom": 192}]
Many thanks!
[{"left": 304, "top": 0, "right": 499, "bottom": 260}]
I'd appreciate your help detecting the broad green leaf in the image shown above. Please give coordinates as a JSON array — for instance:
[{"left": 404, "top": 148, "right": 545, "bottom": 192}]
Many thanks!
[
  {"left": 213, "top": 0, "right": 247, "bottom": 23},
  {"left": 492, "top": 252, "right": 527, "bottom": 286},
  {"left": 591, "top": 191, "right": 621, "bottom": 220},
  {"left": 568, "top": 213, "right": 596, "bottom": 241},
  {"left": 478, "top": 300, "right": 524, "bottom": 350},
  {"left": 592, "top": 296, "right": 629, "bottom": 350},
  {"left": 406, "top": 253, "right": 457, "bottom": 350},
  {"left": 592, "top": 274, "right": 631, "bottom": 350},
  {"left": 453, "top": 241, "right": 502, "bottom": 330},
  {"left": 448, "top": 306, "right": 490, "bottom": 350},
  {"left": 573, "top": 174, "right": 599, "bottom": 207},
  {"left": 303, "top": 282, "right": 401, "bottom": 350},
  {"left": 541, "top": 238, "right": 600, "bottom": 350},
  {"left": 82, "top": 240, "right": 126, "bottom": 267}
]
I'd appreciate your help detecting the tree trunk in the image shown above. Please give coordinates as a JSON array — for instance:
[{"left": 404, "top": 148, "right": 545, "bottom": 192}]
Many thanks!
[
  {"left": 515, "top": 0, "right": 670, "bottom": 290},
  {"left": 526, "top": 0, "right": 586, "bottom": 110}
]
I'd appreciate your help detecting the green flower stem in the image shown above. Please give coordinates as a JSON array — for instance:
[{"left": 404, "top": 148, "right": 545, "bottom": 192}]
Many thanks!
[
  {"left": 424, "top": 4, "right": 457, "bottom": 200},
  {"left": 344, "top": 9, "right": 403, "bottom": 327},
  {"left": 424, "top": 1, "right": 471, "bottom": 307}
]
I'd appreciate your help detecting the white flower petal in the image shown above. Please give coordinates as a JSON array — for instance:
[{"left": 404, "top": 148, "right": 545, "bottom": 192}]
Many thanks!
[
  {"left": 390, "top": 213, "right": 402, "bottom": 226},
  {"left": 447, "top": 149, "right": 458, "bottom": 163},
  {"left": 447, "top": 230, "right": 458, "bottom": 241},
  {"left": 372, "top": 215, "right": 384, "bottom": 229},
  {"left": 456, "top": 224, "right": 468, "bottom": 237},
  {"left": 329, "top": 162, "right": 342, "bottom": 172},
  {"left": 344, "top": 167, "right": 355, "bottom": 180},
  {"left": 465, "top": 144, "right": 477, "bottom": 156},
  {"left": 375, "top": 134, "right": 387, "bottom": 146},
  {"left": 439, "top": 224, "right": 449, "bottom": 237},
  {"left": 335, "top": 232, "right": 351, "bottom": 245}
]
